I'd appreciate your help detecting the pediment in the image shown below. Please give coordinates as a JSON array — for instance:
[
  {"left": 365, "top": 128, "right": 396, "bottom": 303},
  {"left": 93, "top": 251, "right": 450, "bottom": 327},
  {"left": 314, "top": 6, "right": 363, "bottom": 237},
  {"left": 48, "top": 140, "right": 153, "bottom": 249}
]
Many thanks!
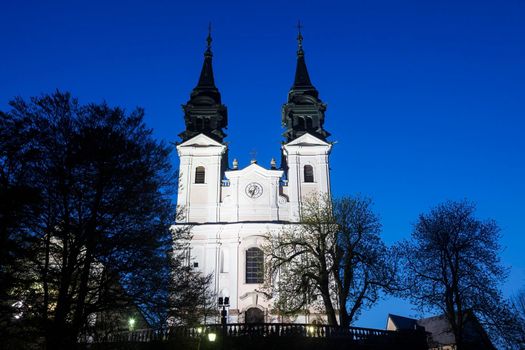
[
  {"left": 225, "top": 162, "right": 283, "bottom": 179},
  {"left": 177, "top": 133, "right": 224, "bottom": 148},
  {"left": 284, "top": 132, "right": 330, "bottom": 147}
]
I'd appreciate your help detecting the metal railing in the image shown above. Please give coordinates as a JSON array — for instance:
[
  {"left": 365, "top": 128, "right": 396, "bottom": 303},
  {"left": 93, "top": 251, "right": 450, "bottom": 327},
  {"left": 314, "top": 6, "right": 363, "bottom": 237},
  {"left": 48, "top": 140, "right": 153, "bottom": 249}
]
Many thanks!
[{"left": 86, "top": 323, "right": 422, "bottom": 343}]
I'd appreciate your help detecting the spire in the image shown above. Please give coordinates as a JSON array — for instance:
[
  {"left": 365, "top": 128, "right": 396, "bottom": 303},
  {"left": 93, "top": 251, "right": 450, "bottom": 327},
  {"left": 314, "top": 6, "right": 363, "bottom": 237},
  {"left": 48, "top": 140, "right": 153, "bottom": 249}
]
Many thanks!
[
  {"left": 282, "top": 23, "right": 330, "bottom": 142},
  {"left": 195, "top": 22, "right": 216, "bottom": 91},
  {"left": 293, "top": 21, "right": 314, "bottom": 89},
  {"left": 179, "top": 25, "right": 228, "bottom": 143}
]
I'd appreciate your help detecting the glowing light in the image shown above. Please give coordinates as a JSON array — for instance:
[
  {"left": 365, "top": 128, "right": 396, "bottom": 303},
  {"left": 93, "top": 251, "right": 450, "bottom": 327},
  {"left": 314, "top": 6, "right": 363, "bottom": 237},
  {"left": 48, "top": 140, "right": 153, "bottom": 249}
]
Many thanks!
[
  {"left": 128, "top": 318, "right": 136, "bottom": 330},
  {"left": 207, "top": 332, "right": 217, "bottom": 342},
  {"left": 196, "top": 327, "right": 203, "bottom": 334},
  {"left": 307, "top": 326, "right": 315, "bottom": 334}
]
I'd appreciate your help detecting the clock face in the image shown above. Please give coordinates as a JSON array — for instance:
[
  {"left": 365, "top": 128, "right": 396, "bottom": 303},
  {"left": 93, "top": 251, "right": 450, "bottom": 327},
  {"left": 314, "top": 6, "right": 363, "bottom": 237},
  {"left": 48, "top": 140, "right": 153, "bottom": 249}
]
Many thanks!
[{"left": 245, "top": 182, "right": 263, "bottom": 198}]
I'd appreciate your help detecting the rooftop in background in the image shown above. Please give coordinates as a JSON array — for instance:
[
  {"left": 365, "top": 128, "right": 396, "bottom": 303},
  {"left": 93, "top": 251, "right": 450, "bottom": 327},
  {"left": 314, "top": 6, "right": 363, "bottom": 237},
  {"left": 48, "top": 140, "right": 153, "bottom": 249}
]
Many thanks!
[{"left": 386, "top": 313, "right": 496, "bottom": 350}]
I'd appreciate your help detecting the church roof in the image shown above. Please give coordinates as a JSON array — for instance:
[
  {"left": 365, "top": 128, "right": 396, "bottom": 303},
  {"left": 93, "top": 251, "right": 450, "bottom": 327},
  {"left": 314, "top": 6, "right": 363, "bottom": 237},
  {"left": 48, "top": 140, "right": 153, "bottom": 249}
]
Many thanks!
[{"left": 387, "top": 314, "right": 419, "bottom": 330}]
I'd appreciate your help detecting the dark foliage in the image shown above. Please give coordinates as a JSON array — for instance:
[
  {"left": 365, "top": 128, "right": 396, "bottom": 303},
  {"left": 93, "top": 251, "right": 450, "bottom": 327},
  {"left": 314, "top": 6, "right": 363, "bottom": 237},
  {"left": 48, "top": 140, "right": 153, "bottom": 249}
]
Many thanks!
[
  {"left": 0, "top": 91, "right": 211, "bottom": 349},
  {"left": 0, "top": 100, "right": 43, "bottom": 348}
]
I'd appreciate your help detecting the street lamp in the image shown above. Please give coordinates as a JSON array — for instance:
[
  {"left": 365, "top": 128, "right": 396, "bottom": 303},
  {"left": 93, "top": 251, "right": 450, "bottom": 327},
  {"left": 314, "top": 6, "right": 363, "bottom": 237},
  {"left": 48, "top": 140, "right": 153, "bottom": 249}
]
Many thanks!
[
  {"left": 128, "top": 317, "right": 136, "bottom": 331},
  {"left": 197, "top": 328, "right": 217, "bottom": 350}
]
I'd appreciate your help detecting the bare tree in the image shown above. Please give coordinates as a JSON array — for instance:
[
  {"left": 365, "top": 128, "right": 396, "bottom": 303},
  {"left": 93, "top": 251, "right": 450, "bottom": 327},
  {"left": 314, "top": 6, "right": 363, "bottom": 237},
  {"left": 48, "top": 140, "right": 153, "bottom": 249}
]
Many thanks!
[
  {"left": 508, "top": 290, "right": 525, "bottom": 348},
  {"left": 167, "top": 217, "right": 216, "bottom": 327},
  {"left": 264, "top": 194, "right": 398, "bottom": 327},
  {"left": 397, "top": 200, "right": 513, "bottom": 349}
]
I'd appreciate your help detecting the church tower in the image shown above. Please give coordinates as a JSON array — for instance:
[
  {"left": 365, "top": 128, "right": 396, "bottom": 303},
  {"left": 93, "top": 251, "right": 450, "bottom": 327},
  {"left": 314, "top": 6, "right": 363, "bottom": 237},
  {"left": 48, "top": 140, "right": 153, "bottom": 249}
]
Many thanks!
[
  {"left": 282, "top": 29, "right": 330, "bottom": 143},
  {"left": 282, "top": 28, "right": 332, "bottom": 221},
  {"left": 175, "top": 27, "right": 333, "bottom": 324},
  {"left": 176, "top": 29, "right": 228, "bottom": 223}
]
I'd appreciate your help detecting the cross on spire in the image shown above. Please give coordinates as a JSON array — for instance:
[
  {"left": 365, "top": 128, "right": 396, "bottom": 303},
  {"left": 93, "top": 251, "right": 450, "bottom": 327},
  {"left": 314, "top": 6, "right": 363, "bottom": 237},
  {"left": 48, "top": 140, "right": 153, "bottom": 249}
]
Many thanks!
[
  {"left": 296, "top": 20, "right": 303, "bottom": 50},
  {"left": 206, "top": 22, "right": 212, "bottom": 52},
  {"left": 249, "top": 149, "right": 257, "bottom": 164}
]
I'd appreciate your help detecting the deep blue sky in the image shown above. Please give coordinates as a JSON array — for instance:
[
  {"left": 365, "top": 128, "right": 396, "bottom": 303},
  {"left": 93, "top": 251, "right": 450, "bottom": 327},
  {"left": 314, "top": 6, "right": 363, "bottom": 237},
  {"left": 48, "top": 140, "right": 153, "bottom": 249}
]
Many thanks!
[{"left": 1, "top": 0, "right": 524, "bottom": 328}]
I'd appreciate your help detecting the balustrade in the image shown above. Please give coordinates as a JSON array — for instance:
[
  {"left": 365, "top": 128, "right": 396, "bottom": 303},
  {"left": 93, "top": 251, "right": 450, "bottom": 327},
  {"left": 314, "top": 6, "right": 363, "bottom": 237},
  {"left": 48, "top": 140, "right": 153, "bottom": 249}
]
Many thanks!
[{"left": 91, "top": 323, "right": 416, "bottom": 344}]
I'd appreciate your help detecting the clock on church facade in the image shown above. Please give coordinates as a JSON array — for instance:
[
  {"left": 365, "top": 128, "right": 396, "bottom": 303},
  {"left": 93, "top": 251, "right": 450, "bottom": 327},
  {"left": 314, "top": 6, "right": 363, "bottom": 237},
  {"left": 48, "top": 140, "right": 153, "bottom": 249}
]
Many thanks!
[{"left": 174, "top": 29, "right": 332, "bottom": 324}]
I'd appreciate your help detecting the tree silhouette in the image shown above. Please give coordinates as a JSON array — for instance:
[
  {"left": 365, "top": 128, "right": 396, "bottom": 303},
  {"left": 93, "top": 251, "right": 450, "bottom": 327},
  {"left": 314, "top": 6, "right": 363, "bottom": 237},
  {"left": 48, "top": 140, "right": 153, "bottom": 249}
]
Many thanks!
[
  {"left": 0, "top": 91, "right": 211, "bottom": 349},
  {"left": 397, "top": 200, "right": 513, "bottom": 349}
]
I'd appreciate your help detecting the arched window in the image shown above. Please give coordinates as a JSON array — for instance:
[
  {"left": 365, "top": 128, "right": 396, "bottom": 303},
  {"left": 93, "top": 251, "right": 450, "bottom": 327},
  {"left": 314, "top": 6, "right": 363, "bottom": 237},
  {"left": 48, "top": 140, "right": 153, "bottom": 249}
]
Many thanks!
[
  {"left": 195, "top": 166, "right": 205, "bottom": 184},
  {"left": 304, "top": 165, "right": 314, "bottom": 183},
  {"left": 245, "top": 248, "right": 264, "bottom": 284}
]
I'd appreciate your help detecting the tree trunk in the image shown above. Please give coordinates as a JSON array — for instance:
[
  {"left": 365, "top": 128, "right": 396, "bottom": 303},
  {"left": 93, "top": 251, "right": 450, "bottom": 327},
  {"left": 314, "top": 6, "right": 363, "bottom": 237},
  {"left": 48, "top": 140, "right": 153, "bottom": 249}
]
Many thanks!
[
  {"left": 71, "top": 178, "right": 105, "bottom": 339},
  {"left": 338, "top": 306, "right": 350, "bottom": 328},
  {"left": 318, "top": 273, "right": 338, "bottom": 326},
  {"left": 321, "top": 291, "right": 338, "bottom": 326}
]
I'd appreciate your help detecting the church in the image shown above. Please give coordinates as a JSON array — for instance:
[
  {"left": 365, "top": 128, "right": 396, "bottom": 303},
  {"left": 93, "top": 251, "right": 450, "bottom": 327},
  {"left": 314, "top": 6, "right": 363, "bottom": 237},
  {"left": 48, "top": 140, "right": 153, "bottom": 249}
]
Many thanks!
[{"left": 174, "top": 29, "right": 333, "bottom": 324}]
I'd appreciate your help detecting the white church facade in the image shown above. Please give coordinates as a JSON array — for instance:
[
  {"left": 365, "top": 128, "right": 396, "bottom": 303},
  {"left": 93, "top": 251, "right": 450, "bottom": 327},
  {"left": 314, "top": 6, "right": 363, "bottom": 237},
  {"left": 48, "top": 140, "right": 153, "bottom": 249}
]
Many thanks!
[{"left": 174, "top": 30, "right": 333, "bottom": 323}]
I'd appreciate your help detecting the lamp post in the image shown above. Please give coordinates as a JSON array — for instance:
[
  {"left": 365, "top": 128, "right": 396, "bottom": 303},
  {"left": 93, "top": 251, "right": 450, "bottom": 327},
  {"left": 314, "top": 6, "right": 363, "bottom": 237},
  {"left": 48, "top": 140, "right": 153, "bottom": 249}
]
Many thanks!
[
  {"left": 218, "top": 297, "right": 229, "bottom": 350},
  {"left": 218, "top": 297, "right": 229, "bottom": 325}
]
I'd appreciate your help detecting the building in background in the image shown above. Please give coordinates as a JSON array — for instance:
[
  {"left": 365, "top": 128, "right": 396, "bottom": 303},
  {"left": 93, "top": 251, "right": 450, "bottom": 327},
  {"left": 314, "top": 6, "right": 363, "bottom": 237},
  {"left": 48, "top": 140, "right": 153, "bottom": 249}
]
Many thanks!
[
  {"left": 174, "top": 29, "right": 332, "bottom": 323},
  {"left": 386, "top": 313, "right": 496, "bottom": 350}
]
